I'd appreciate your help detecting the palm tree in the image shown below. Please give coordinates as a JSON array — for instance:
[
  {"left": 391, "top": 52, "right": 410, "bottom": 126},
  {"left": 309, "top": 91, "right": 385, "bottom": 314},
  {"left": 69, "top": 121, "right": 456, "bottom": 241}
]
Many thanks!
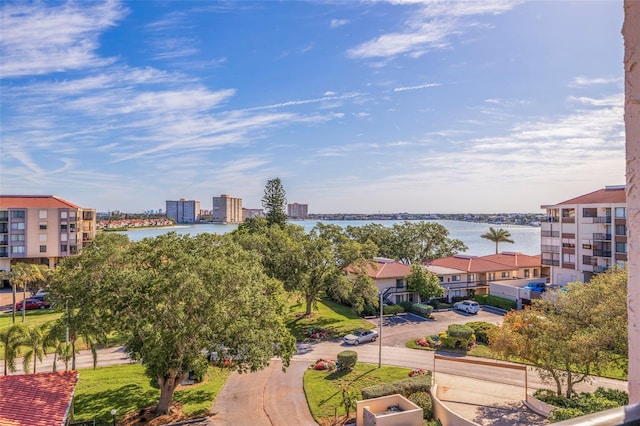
[
  {"left": 0, "top": 324, "right": 27, "bottom": 375},
  {"left": 22, "top": 324, "right": 48, "bottom": 374},
  {"left": 1, "top": 263, "right": 46, "bottom": 323},
  {"left": 481, "top": 227, "right": 515, "bottom": 254}
]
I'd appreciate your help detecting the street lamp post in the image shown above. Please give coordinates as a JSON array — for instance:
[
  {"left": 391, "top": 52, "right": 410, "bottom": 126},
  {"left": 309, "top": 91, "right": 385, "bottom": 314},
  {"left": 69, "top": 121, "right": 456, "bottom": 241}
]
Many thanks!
[
  {"left": 110, "top": 409, "right": 116, "bottom": 426},
  {"left": 378, "top": 290, "right": 383, "bottom": 368}
]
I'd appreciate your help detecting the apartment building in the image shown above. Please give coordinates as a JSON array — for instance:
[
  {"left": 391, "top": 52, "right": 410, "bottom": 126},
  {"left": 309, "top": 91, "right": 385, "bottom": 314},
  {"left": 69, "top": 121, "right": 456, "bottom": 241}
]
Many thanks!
[
  {"left": 242, "top": 208, "right": 264, "bottom": 220},
  {"left": 0, "top": 195, "right": 96, "bottom": 278},
  {"left": 212, "top": 194, "right": 243, "bottom": 223},
  {"left": 540, "top": 185, "right": 627, "bottom": 286},
  {"left": 287, "top": 203, "right": 308, "bottom": 219},
  {"left": 424, "top": 252, "right": 543, "bottom": 298},
  {"left": 166, "top": 199, "right": 201, "bottom": 224}
]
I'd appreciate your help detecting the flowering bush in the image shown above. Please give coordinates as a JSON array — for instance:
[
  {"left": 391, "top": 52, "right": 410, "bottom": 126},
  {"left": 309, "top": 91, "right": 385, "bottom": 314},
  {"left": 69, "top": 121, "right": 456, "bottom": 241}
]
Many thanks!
[
  {"left": 415, "top": 337, "right": 430, "bottom": 347},
  {"left": 312, "top": 359, "right": 337, "bottom": 370},
  {"left": 305, "top": 329, "right": 328, "bottom": 340},
  {"left": 409, "top": 368, "right": 426, "bottom": 377}
]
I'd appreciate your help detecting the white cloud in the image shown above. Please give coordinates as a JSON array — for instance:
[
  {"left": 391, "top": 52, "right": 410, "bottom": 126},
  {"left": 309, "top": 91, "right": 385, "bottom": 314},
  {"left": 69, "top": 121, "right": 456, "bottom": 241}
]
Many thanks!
[
  {"left": 393, "top": 83, "right": 439, "bottom": 92},
  {"left": 0, "top": 0, "right": 127, "bottom": 77},
  {"left": 330, "top": 18, "right": 349, "bottom": 28},
  {"left": 347, "top": 0, "right": 519, "bottom": 60},
  {"left": 569, "top": 76, "right": 622, "bottom": 88}
]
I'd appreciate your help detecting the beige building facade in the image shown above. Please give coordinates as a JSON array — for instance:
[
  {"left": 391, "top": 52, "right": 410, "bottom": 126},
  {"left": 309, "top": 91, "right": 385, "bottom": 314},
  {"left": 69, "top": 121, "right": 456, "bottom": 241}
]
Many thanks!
[
  {"left": 212, "top": 194, "right": 243, "bottom": 223},
  {"left": 0, "top": 195, "right": 96, "bottom": 280},
  {"left": 287, "top": 202, "right": 308, "bottom": 219}
]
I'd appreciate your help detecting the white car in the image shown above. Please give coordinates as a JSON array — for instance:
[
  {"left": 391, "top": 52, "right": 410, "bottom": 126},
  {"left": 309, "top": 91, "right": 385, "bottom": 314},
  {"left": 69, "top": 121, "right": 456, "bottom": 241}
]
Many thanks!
[
  {"left": 454, "top": 300, "right": 480, "bottom": 314},
  {"left": 343, "top": 329, "right": 379, "bottom": 345}
]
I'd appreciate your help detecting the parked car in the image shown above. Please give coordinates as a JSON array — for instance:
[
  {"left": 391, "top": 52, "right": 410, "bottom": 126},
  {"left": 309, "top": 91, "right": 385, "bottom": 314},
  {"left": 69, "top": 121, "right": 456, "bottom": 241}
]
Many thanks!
[
  {"left": 16, "top": 298, "right": 50, "bottom": 311},
  {"left": 343, "top": 329, "right": 379, "bottom": 345},
  {"left": 453, "top": 300, "right": 480, "bottom": 314}
]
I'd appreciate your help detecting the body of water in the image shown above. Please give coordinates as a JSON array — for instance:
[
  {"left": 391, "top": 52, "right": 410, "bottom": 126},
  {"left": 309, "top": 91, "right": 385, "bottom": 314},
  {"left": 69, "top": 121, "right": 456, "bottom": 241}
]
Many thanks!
[{"left": 118, "top": 219, "right": 541, "bottom": 257}]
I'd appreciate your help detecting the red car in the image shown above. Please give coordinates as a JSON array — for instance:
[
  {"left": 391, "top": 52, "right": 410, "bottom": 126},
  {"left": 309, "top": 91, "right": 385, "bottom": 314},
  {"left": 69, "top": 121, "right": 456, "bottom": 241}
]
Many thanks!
[{"left": 15, "top": 298, "right": 50, "bottom": 310}]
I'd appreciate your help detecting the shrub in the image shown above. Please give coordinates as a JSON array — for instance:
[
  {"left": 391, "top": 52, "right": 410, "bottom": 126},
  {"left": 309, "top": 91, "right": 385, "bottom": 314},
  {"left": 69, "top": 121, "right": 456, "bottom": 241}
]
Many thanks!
[
  {"left": 593, "top": 387, "right": 629, "bottom": 406},
  {"left": 447, "top": 324, "right": 474, "bottom": 339},
  {"left": 361, "top": 373, "right": 431, "bottom": 399},
  {"left": 473, "top": 294, "right": 517, "bottom": 310},
  {"left": 464, "top": 321, "right": 497, "bottom": 345},
  {"left": 550, "top": 407, "right": 586, "bottom": 422},
  {"left": 439, "top": 324, "right": 475, "bottom": 350},
  {"left": 408, "top": 391, "right": 433, "bottom": 419},
  {"left": 312, "top": 359, "right": 336, "bottom": 371},
  {"left": 415, "top": 337, "right": 430, "bottom": 347},
  {"left": 361, "top": 304, "right": 378, "bottom": 317},
  {"left": 337, "top": 350, "right": 358, "bottom": 371},
  {"left": 383, "top": 304, "right": 404, "bottom": 315},
  {"left": 409, "top": 368, "right": 426, "bottom": 377},
  {"left": 410, "top": 304, "right": 433, "bottom": 318},
  {"left": 535, "top": 387, "right": 629, "bottom": 422},
  {"left": 399, "top": 301, "right": 414, "bottom": 312}
]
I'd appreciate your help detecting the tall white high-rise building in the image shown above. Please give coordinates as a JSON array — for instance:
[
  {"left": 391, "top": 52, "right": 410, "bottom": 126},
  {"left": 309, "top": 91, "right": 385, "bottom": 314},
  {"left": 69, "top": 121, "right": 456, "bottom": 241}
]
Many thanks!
[{"left": 166, "top": 199, "right": 201, "bottom": 224}]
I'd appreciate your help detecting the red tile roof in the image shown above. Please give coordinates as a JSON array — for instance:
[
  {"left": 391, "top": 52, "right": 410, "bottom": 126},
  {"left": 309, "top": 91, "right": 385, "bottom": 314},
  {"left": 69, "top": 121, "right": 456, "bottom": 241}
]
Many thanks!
[
  {"left": 0, "top": 195, "right": 81, "bottom": 209},
  {"left": 347, "top": 259, "right": 411, "bottom": 279},
  {"left": 425, "top": 252, "right": 541, "bottom": 273},
  {"left": 0, "top": 371, "right": 78, "bottom": 426},
  {"left": 555, "top": 186, "right": 626, "bottom": 205}
]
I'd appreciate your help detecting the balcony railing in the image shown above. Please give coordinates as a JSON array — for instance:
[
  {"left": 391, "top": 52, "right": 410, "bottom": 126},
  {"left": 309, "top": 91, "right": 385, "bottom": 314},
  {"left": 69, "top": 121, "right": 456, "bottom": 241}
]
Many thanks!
[
  {"left": 593, "top": 216, "right": 612, "bottom": 223},
  {"left": 593, "top": 265, "right": 609, "bottom": 273},
  {"left": 593, "top": 233, "right": 612, "bottom": 241},
  {"left": 541, "top": 245, "right": 560, "bottom": 253},
  {"left": 541, "top": 231, "right": 560, "bottom": 237},
  {"left": 542, "top": 259, "right": 560, "bottom": 266},
  {"left": 561, "top": 216, "right": 575, "bottom": 223},
  {"left": 593, "top": 250, "right": 612, "bottom": 258}
]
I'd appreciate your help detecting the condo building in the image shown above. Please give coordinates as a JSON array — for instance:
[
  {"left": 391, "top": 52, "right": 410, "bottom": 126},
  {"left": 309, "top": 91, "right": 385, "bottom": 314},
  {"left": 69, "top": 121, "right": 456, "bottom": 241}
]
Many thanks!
[
  {"left": 242, "top": 208, "right": 264, "bottom": 220},
  {"left": 287, "top": 203, "right": 308, "bottom": 219},
  {"left": 540, "top": 185, "right": 627, "bottom": 286},
  {"left": 212, "top": 194, "right": 243, "bottom": 223},
  {"left": 166, "top": 199, "right": 201, "bottom": 224},
  {"left": 0, "top": 195, "right": 96, "bottom": 280}
]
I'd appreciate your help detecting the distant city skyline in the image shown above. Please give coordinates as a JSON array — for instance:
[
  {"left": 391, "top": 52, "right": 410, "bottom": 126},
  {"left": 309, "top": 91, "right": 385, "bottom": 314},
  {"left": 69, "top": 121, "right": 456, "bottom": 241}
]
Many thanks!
[{"left": 0, "top": 1, "right": 625, "bottom": 213}]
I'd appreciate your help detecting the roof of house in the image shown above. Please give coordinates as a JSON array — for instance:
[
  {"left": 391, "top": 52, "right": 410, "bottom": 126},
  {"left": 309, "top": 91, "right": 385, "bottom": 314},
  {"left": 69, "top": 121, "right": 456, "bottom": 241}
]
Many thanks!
[
  {"left": 554, "top": 186, "right": 626, "bottom": 206},
  {"left": 347, "top": 259, "right": 411, "bottom": 279},
  {"left": 424, "top": 252, "right": 541, "bottom": 274},
  {"left": 0, "top": 195, "right": 81, "bottom": 209},
  {"left": 0, "top": 371, "right": 79, "bottom": 426}
]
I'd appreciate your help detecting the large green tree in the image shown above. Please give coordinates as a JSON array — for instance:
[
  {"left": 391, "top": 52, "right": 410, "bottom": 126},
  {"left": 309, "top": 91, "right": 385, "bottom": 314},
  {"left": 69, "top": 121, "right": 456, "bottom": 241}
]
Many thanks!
[
  {"left": 480, "top": 227, "right": 514, "bottom": 254},
  {"left": 54, "top": 232, "right": 296, "bottom": 414},
  {"left": 262, "top": 177, "right": 288, "bottom": 227},
  {"left": 406, "top": 264, "right": 445, "bottom": 301},
  {"left": 488, "top": 267, "right": 627, "bottom": 397}
]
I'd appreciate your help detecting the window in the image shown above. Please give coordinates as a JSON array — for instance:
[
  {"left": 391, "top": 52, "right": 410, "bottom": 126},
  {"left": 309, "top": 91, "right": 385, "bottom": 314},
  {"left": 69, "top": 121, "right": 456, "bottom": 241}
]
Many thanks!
[
  {"left": 563, "top": 253, "right": 575, "bottom": 263},
  {"left": 615, "top": 207, "right": 626, "bottom": 218},
  {"left": 616, "top": 242, "right": 627, "bottom": 254},
  {"left": 60, "top": 211, "right": 68, "bottom": 219},
  {"left": 524, "top": 269, "right": 530, "bottom": 278},
  {"left": 501, "top": 272, "right": 510, "bottom": 278},
  {"left": 40, "top": 245, "right": 47, "bottom": 253},
  {"left": 11, "top": 246, "right": 25, "bottom": 254},
  {"left": 533, "top": 269, "right": 539, "bottom": 277},
  {"left": 615, "top": 225, "right": 627, "bottom": 236},
  {"left": 70, "top": 224, "right": 76, "bottom": 232},
  {"left": 60, "top": 234, "right": 67, "bottom": 242},
  {"left": 583, "top": 208, "right": 597, "bottom": 218},
  {"left": 39, "top": 222, "right": 47, "bottom": 230},
  {"left": 451, "top": 275, "right": 461, "bottom": 282},
  {"left": 438, "top": 276, "right": 443, "bottom": 282},
  {"left": 11, "top": 210, "right": 25, "bottom": 219},
  {"left": 11, "top": 234, "right": 25, "bottom": 242},
  {"left": 61, "top": 245, "right": 68, "bottom": 252},
  {"left": 39, "top": 234, "right": 47, "bottom": 242},
  {"left": 61, "top": 224, "right": 68, "bottom": 231},
  {"left": 488, "top": 273, "right": 495, "bottom": 281},
  {"left": 10, "top": 223, "right": 24, "bottom": 230},
  {"left": 562, "top": 208, "right": 575, "bottom": 218},
  {"left": 39, "top": 210, "right": 47, "bottom": 219},
  {"left": 467, "top": 274, "right": 474, "bottom": 282}
]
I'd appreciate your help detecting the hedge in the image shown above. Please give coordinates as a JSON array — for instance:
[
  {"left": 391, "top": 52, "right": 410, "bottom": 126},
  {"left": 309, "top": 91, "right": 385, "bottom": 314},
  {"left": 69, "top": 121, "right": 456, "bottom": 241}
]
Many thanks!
[
  {"left": 473, "top": 294, "right": 517, "bottom": 310},
  {"left": 465, "top": 321, "right": 497, "bottom": 345},
  {"left": 361, "top": 373, "right": 432, "bottom": 399},
  {"left": 410, "top": 303, "right": 433, "bottom": 318},
  {"left": 408, "top": 391, "right": 433, "bottom": 419},
  {"left": 382, "top": 304, "right": 404, "bottom": 315}
]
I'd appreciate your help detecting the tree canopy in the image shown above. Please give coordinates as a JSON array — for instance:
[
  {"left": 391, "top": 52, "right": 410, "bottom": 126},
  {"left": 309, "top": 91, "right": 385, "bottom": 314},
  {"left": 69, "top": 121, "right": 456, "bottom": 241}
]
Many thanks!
[
  {"left": 262, "top": 177, "right": 288, "bottom": 227},
  {"left": 480, "top": 227, "right": 514, "bottom": 254},
  {"left": 406, "top": 264, "right": 445, "bottom": 300},
  {"left": 488, "top": 266, "right": 628, "bottom": 397},
  {"left": 51, "top": 232, "right": 296, "bottom": 414}
]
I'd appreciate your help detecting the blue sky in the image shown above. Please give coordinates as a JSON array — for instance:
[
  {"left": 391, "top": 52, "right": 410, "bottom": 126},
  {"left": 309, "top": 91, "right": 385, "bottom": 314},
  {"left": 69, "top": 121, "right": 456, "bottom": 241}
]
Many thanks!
[{"left": 0, "top": 1, "right": 625, "bottom": 214}]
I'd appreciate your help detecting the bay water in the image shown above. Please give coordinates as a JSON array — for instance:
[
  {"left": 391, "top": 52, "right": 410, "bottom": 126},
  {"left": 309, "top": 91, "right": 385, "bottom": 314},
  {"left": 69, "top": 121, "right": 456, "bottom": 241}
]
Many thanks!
[{"left": 119, "top": 219, "right": 541, "bottom": 257}]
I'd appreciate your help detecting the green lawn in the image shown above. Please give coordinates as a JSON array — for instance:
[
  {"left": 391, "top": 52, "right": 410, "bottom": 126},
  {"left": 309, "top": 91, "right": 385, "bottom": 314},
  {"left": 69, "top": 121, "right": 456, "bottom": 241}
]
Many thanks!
[
  {"left": 287, "top": 297, "right": 374, "bottom": 341},
  {"left": 0, "top": 309, "right": 62, "bottom": 330},
  {"left": 74, "top": 363, "right": 231, "bottom": 425},
  {"left": 304, "top": 362, "right": 411, "bottom": 422}
]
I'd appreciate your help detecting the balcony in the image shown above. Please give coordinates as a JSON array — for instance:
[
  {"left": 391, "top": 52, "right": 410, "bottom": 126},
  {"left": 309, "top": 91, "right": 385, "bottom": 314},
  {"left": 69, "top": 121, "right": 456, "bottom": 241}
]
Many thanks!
[
  {"left": 593, "top": 250, "right": 612, "bottom": 258},
  {"left": 561, "top": 216, "right": 575, "bottom": 223},
  {"left": 541, "top": 245, "right": 560, "bottom": 254},
  {"left": 593, "top": 233, "right": 612, "bottom": 241},
  {"left": 542, "top": 259, "right": 560, "bottom": 266},
  {"left": 593, "top": 216, "right": 612, "bottom": 224},
  {"left": 593, "top": 265, "right": 609, "bottom": 273},
  {"left": 541, "top": 230, "right": 560, "bottom": 237}
]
